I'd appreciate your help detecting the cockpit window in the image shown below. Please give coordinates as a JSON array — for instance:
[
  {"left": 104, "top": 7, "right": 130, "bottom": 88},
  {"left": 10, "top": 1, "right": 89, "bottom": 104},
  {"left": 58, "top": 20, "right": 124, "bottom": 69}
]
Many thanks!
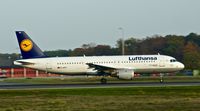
[{"left": 170, "top": 59, "right": 177, "bottom": 62}]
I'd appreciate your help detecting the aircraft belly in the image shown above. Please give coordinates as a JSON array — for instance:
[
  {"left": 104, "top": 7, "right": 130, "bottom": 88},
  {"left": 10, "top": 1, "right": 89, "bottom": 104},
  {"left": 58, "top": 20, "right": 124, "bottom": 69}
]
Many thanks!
[
  {"left": 135, "top": 67, "right": 179, "bottom": 73},
  {"left": 52, "top": 65, "right": 88, "bottom": 74}
]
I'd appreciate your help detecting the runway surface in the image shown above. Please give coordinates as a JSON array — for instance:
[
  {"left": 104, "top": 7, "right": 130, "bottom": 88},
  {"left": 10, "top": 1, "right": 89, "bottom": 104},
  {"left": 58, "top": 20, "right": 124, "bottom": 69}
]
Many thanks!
[{"left": 0, "top": 82, "right": 200, "bottom": 89}]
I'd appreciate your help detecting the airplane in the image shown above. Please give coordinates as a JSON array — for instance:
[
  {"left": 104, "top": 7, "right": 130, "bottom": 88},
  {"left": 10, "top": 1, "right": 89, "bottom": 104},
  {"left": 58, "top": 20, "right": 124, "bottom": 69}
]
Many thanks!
[{"left": 14, "top": 31, "right": 185, "bottom": 83}]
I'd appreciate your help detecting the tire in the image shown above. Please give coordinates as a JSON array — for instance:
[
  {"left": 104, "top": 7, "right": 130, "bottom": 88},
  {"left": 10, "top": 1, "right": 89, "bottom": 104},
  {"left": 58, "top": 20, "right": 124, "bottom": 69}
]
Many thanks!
[{"left": 160, "top": 79, "right": 164, "bottom": 83}]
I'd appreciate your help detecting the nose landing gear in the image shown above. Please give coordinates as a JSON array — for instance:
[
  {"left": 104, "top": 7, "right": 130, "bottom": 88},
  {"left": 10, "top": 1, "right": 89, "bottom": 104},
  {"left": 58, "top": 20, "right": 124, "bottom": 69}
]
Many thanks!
[{"left": 100, "top": 78, "right": 107, "bottom": 84}]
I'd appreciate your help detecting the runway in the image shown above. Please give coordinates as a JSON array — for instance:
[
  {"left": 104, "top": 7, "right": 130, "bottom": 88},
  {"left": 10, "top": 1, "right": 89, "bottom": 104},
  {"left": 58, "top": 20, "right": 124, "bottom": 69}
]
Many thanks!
[{"left": 0, "top": 82, "right": 200, "bottom": 89}]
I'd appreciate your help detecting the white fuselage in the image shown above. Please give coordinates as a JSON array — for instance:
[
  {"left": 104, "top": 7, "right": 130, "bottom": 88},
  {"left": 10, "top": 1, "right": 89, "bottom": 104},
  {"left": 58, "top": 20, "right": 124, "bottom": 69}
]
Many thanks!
[{"left": 14, "top": 55, "right": 184, "bottom": 75}]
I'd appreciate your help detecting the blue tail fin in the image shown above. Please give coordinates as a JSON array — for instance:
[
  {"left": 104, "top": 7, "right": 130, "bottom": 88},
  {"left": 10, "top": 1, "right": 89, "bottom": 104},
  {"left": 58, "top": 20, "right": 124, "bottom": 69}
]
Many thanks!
[{"left": 15, "top": 31, "right": 46, "bottom": 59}]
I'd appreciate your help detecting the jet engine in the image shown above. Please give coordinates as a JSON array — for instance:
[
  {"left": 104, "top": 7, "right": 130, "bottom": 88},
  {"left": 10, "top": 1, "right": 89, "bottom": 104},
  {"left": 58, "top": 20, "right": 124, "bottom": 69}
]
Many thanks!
[{"left": 117, "top": 69, "right": 134, "bottom": 80}]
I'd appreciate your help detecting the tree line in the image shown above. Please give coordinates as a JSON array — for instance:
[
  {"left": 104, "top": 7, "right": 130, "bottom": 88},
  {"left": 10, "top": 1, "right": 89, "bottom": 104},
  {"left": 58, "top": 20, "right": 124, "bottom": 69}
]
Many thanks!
[{"left": 1, "top": 32, "right": 200, "bottom": 69}]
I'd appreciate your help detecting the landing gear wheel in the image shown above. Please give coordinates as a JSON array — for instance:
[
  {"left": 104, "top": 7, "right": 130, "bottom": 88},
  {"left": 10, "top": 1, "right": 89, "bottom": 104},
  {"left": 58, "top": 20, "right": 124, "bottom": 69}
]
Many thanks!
[
  {"left": 101, "top": 78, "right": 107, "bottom": 84},
  {"left": 160, "top": 73, "right": 164, "bottom": 83},
  {"left": 160, "top": 79, "right": 164, "bottom": 83}
]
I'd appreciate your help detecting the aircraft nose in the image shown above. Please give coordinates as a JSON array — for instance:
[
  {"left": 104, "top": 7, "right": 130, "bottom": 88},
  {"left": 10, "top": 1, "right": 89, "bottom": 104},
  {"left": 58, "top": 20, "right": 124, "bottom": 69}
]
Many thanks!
[{"left": 179, "top": 62, "right": 185, "bottom": 70}]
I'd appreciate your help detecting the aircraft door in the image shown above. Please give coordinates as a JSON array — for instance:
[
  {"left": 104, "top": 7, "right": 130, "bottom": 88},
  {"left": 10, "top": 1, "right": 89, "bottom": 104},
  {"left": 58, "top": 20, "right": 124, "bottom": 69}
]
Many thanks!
[
  {"left": 46, "top": 61, "right": 53, "bottom": 72},
  {"left": 159, "top": 56, "right": 165, "bottom": 67}
]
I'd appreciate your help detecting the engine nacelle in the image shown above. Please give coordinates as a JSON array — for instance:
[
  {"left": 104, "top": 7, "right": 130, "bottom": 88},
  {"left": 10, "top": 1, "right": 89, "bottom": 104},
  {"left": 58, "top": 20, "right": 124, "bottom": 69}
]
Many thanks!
[
  {"left": 86, "top": 69, "right": 98, "bottom": 75},
  {"left": 117, "top": 69, "right": 134, "bottom": 80}
]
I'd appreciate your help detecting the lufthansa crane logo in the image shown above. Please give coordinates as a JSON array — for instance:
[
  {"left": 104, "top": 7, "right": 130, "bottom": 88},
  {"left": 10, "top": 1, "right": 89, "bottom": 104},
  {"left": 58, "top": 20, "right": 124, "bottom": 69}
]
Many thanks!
[{"left": 20, "top": 39, "right": 33, "bottom": 52}]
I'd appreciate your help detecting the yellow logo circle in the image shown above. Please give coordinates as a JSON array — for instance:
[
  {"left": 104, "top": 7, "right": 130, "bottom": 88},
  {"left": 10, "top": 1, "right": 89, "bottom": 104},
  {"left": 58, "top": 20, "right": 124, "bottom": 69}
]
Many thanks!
[{"left": 20, "top": 39, "right": 33, "bottom": 52}]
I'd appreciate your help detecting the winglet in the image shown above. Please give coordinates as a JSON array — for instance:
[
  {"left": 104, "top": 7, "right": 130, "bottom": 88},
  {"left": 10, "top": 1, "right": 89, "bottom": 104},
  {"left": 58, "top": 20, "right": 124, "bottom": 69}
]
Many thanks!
[{"left": 15, "top": 31, "right": 46, "bottom": 59}]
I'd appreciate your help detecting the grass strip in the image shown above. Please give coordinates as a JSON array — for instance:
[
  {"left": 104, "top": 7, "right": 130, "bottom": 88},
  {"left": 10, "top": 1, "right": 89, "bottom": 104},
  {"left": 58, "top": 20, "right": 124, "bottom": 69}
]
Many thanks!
[{"left": 0, "top": 85, "right": 200, "bottom": 111}]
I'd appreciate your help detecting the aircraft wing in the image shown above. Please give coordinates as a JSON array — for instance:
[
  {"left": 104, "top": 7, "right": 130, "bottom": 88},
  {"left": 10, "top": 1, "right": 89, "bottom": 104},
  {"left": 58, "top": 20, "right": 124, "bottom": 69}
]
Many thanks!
[
  {"left": 87, "top": 63, "right": 134, "bottom": 70},
  {"left": 86, "top": 63, "right": 134, "bottom": 75},
  {"left": 86, "top": 63, "right": 116, "bottom": 70}
]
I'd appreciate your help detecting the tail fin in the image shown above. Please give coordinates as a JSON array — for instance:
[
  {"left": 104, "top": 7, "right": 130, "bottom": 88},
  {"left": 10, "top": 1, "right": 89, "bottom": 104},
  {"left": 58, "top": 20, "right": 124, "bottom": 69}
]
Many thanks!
[{"left": 15, "top": 31, "right": 46, "bottom": 59}]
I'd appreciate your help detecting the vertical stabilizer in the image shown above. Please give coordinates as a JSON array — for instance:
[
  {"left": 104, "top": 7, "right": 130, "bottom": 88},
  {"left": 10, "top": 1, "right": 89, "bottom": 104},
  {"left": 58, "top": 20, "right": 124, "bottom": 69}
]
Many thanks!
[{"left": 15, "top": 31, "right": 46, "bottom": 59}]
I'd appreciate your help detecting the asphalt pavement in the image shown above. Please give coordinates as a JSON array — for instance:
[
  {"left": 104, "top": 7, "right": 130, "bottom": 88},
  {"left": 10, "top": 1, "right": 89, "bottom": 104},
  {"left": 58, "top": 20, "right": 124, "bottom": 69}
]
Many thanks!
[{"left": 0, "top": 82, "right": 200, "bottom": 89}]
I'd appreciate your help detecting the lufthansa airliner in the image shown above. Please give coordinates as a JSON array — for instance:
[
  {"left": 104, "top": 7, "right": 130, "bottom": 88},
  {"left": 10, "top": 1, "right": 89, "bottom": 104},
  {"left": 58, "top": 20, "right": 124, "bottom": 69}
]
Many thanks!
[{"left": 14, "top": 31, "right": 184, "bottom": 83}]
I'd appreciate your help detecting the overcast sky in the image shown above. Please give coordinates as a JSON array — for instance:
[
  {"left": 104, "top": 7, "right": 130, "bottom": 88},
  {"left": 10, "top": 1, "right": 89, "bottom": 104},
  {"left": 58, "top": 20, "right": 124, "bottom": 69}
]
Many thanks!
[{"left": 0, "top": 0, "right": 200, "bottom": 53}]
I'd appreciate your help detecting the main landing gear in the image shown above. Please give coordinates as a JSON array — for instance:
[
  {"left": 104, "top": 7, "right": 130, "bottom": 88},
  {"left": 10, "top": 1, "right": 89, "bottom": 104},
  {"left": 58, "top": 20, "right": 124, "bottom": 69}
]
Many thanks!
[
  {"left": 160, "top": 73, "right": 164, "bottom": 83},
  {"left": 100, "top": 78, "right": 107, "bottom": 84}
]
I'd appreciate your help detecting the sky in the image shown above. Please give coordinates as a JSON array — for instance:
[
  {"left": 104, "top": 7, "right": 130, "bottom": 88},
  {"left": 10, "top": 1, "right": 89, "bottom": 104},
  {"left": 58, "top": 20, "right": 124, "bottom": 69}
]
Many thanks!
[{"left": 0, "top": 0, "right": 200, "bottom": 53}]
